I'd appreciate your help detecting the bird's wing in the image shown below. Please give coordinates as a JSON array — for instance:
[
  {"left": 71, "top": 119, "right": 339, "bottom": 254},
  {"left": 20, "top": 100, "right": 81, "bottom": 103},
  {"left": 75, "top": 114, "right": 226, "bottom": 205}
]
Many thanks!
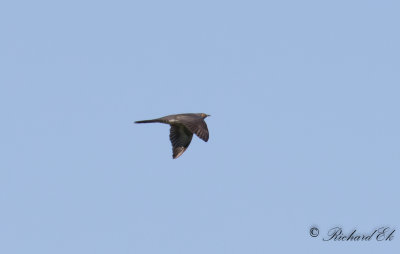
[
  {"left": 179, "top": 118, "right": 209, "bottom": 142},
  {"left": 169, "top": 125, "right": 193, "bottom": 159}
]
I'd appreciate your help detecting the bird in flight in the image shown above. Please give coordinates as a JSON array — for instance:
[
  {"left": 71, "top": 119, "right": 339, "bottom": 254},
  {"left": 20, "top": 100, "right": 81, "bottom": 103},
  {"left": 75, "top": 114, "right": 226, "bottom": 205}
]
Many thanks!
[{"left": 135, "top": 113, "right": 210, "bottom": 159}]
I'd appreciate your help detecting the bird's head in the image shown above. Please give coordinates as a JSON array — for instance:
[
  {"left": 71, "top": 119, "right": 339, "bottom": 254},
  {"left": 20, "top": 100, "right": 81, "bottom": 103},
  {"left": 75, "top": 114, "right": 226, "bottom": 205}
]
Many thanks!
[{"left": 199, "top": 113, "right": 210, "bottom": 119}]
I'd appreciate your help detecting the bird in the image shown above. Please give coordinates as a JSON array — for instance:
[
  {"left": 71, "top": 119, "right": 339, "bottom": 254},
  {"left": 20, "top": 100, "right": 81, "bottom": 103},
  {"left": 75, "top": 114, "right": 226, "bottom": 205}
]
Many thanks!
[{"left": 135, "top": 113, "right": 210, "bottom": 159}]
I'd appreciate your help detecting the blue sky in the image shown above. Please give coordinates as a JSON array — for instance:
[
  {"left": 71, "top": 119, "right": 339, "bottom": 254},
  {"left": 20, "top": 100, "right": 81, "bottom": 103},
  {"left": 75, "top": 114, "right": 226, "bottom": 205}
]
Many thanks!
[{"left": 1, "top": 0, "right": 399, "bottom": 253}]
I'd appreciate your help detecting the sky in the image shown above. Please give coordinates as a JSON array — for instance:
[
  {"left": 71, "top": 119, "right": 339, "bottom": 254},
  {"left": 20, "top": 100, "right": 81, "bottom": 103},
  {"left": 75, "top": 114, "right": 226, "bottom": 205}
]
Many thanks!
[{"left": 1, "top": 0, "right": 399, "bottom": 253}]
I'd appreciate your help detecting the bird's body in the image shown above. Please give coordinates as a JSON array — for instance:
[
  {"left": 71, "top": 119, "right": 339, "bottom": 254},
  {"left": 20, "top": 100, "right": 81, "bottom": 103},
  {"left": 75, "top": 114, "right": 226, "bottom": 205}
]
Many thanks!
[{"left": 135, "top": 113, "right": 210, "bottom": 159}]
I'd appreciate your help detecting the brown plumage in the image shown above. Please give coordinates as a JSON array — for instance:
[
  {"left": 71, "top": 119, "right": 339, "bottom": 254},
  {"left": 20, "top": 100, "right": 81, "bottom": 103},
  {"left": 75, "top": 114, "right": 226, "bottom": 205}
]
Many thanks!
[{"left": 135, "top": 113, "right": 210, "bottom": 159}]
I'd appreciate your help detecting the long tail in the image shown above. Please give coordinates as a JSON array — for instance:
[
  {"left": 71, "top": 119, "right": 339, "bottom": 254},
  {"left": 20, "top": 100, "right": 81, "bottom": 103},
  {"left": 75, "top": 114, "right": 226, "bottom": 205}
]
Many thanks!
[{"left": 134, "top": 119, "right": 161, "bottom": 124}]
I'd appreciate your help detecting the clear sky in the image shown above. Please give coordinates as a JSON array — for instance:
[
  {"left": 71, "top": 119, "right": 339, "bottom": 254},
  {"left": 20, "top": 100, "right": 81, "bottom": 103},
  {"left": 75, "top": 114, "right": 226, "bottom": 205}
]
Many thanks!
[{"left": 1, "top": 0, "right": 399, "bottom": 253}]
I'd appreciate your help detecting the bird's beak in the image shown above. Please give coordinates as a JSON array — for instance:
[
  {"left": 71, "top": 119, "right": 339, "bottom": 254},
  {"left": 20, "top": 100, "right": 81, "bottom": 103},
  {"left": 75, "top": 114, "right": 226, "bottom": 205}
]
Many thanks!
[{"left": 207, "top": 114, "right": 211, "bottom": 117}]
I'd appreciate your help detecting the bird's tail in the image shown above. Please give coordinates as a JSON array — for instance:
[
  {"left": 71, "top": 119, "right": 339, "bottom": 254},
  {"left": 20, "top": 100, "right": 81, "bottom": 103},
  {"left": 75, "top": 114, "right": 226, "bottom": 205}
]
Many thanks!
[{"left": 134, "top": 119, "right": 161, "bottom": 124}]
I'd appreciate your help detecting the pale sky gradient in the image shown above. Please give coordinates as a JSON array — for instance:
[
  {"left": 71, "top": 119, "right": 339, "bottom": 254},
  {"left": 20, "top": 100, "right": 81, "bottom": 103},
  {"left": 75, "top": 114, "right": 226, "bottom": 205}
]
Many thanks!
[{"left": 1, "top": 0, "right": 399, "bottom": 253}]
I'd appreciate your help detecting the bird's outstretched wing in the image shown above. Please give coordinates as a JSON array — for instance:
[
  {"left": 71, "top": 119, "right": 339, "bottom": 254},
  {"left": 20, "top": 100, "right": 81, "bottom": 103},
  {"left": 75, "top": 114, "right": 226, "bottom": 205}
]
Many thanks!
[
  {"left": 178, "top": 118, "right": 209, "bottom": 142},
  {"left": 169, "top": 125, "right": 193, "bottom": 159}
]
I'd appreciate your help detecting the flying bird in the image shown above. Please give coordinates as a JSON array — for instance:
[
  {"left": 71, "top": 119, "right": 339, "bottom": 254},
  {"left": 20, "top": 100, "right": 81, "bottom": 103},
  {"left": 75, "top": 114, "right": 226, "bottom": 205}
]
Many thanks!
[{"left": 135, "top": 113, "right": 210, "bottom": 159}]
